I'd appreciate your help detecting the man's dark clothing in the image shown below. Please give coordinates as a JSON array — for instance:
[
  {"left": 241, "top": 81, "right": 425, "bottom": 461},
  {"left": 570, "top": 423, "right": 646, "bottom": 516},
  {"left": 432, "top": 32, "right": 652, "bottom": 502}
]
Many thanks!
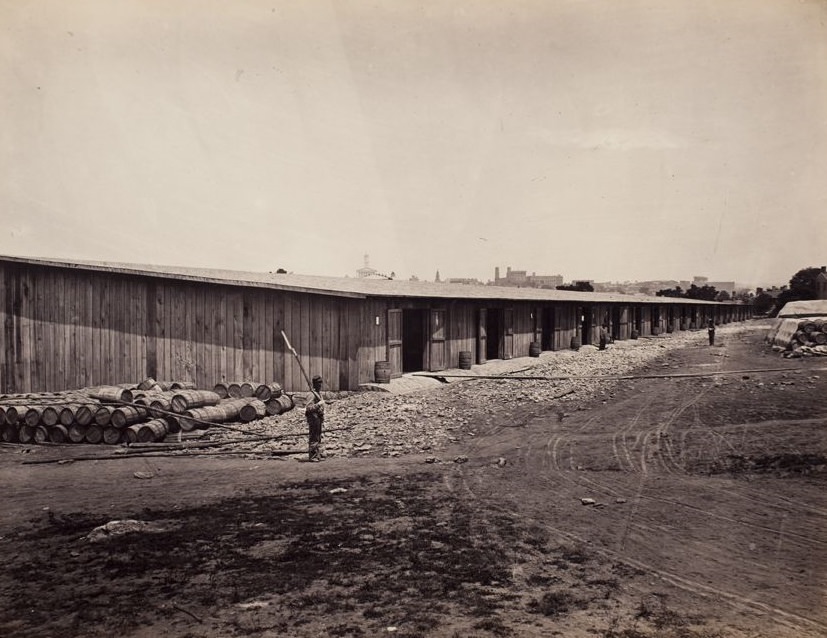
[{"left": 306, "top": 394, "right": 325, "bottom": 461}]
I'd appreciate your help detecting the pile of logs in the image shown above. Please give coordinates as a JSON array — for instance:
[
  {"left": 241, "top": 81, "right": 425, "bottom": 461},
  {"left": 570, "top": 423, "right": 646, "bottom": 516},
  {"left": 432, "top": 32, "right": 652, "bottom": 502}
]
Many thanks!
[{"left": 0, "top": 378, "right": 294, "bottom": 445}]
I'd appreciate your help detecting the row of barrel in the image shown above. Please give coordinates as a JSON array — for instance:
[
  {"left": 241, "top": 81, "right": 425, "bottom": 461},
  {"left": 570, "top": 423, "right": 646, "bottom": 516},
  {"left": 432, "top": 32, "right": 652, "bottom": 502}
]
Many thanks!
[
  {"left": 0, "top": 378, "right": 295, "bottom": 446},
  {"left": 792, "top": 319, "right": 827, "bottom": 346}
]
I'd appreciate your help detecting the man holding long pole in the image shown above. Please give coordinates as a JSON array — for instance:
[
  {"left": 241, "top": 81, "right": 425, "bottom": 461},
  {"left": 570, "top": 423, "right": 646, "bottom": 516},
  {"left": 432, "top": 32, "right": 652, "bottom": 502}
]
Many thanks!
[
  {"left": 305, "top": 375, "right": 325, "bottom": 462},
  {"left": 281, "top": 331, "right": 325, "bottom": 462}
]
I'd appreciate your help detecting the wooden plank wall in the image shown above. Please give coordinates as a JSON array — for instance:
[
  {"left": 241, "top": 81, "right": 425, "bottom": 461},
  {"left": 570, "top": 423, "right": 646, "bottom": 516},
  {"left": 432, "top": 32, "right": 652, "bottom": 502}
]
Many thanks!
[
  {"left": 640, "top": 305, "right": 652, "bottom": 336},
  {"left": 512, "top": 304, "right": 534, "bottom": 357},
  {"left": 356, "top": 297, "right": 388, "bottom": 384},
  {"left": 565, "top": 303, "right": 580, "bottom": 349},
  {"left": 446, "top": 301, "right": 476, "bottom": 367},
  {"left": 0, "top": 262, "right": 359, "bottom": 393},
  {"left": 0, "top": 262, "right": 753, "bottom": 393}
]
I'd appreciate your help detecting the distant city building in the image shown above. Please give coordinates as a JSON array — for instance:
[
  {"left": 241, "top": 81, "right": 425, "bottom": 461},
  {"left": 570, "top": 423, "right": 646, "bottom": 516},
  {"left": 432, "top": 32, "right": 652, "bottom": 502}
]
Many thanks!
[
  {"left": 693, "top": 276, "right": 735, "bottom": 295},
  {"left": 492, "top": 266, "right": 563, "bottom": 289},
  {"left": 357, "top": 254, "right": 379, "bottom": 278},
  {"left": 356, "top": 254, "right": 393, "bottom": 279},
  {"left": 447, "top": 277, "right": 482, "bottom": 285}
]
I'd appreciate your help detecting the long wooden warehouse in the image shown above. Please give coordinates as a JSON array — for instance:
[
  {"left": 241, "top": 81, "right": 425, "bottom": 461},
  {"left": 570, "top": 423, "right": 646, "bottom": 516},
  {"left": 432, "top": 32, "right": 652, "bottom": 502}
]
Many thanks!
[{"left": 0, "top": 256, "right": 751, "bottom": 394}]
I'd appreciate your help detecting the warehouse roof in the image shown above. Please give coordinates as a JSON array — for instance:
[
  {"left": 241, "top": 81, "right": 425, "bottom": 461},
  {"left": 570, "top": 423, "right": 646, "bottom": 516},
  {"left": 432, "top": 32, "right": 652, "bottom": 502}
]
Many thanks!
[{"left": 0, "top": 255, "right": 725, "bottom": 305}]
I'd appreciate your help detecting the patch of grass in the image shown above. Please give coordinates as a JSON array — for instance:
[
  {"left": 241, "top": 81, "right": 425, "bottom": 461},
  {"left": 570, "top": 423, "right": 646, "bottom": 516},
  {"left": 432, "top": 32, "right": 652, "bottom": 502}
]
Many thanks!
[
  {"left": 473, "top": 615, "right": 515, "bottom": 636},
  {"left": 0, "top": 473, "right": 533, "bottom": 638},
  {"left": 526, "top": 573, "right": 562, "bottom": 587},
  {"left": 528, "top": 590, "right": 573, "bottom": 617},
  {"left": 329, "top": 623, "right": 366, "bottom": 637},
  {"left": 559, "top": 543, "right": 590, "bottom": 564}
]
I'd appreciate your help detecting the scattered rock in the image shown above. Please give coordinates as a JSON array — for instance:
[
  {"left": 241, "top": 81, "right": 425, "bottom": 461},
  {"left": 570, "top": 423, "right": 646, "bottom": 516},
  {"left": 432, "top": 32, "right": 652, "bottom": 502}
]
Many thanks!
[
  {"left": 454, "top": 456, "right": 468, "bottom": 464},
  {"left": 424, "top": 456, "right": 439, "bottom": 464},
  {"left": 168, "top": 326, "right": 738, "bottom": 460},
  {"left": 615, "top": 497, "right": 627, "bottom": 504},
  {"left": 580, "top": 498, "right": 596, "bottom": 506},
  {"left": 133, "top": 471, "right": 154, "bottom": 479},
  {"left": 329, "top": 487, "right": 348, "bottom": 495},
  {"left": 85, "top": 519, "right": 168, "bottom": 543},
  {"left": 495, "top": 457, "right": 507, "bottom": 467}
]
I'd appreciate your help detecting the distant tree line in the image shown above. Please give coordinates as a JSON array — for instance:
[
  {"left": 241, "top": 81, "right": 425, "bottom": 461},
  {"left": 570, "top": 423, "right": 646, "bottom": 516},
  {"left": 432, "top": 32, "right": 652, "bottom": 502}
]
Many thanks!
[
  {"left": 769, "top": 266, "right": 824, "bottom": 315},
  {"left": 655, "top": 284, "right": 724, "bottom": 302},
  {"left": 556, "top": 281, "right": 594, "bottom": 292},
  {"left": 653, "top": 266, "right": 823, "bottom": 316}
]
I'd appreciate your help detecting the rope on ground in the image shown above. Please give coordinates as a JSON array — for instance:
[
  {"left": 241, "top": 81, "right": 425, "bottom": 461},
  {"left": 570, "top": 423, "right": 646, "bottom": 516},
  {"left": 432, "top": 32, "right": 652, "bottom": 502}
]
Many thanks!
[{"left": 413, "top": 366, "right": 826, "bottom": 382}]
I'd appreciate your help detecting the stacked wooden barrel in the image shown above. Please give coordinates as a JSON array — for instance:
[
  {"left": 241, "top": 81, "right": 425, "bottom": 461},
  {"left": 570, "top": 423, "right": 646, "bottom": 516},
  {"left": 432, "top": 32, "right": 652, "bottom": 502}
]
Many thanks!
[
  {"left": 793, "top": 319, "right": 827, "bottom": 346},
  {"left": 0, "top": 377, "right": 294, "bottom": 445}
]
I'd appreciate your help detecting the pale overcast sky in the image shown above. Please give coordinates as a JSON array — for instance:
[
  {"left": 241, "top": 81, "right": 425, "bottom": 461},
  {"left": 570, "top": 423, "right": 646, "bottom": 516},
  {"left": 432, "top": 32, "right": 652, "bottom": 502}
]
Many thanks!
[{"left": 1, "top": 0, "right": 825, "bottom": 286}]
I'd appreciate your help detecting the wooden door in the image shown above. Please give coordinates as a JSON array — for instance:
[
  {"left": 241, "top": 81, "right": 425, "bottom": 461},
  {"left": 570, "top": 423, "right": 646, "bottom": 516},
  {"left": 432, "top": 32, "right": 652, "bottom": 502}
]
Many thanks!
[
  {"left": 429, "top": 309, "right": 446, "bottom": 371},
  {"left": 503, "top": 307, "right": 514, "bottom": 359},
  {"left": 477, "top": 308, "right": 487, "bottom": 364},
  {"left": 387, "top": 309, "right": 402, "bottom": 378}
]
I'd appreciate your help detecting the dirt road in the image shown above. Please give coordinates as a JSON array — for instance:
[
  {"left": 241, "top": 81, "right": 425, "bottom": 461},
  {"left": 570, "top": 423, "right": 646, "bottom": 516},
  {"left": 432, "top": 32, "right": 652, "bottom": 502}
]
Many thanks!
[{"left": 1, "top": 322, "right": 825, "bottom": 637}]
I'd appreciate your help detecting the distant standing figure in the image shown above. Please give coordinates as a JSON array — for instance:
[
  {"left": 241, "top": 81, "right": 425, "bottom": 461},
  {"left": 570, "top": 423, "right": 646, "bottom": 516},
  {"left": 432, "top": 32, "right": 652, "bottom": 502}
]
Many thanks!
[
  {"left": 305, "top": 375, "right": 325, "bottom": 462},
  {"left": 707, "top": 320, "right": 716, "bottom": 346}
]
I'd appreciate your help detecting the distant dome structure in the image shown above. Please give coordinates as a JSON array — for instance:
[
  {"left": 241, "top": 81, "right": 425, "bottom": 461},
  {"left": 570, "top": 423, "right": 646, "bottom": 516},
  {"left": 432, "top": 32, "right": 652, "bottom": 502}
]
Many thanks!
[{"left": 356, "top": 254, "right": 379, "bottom": 279}]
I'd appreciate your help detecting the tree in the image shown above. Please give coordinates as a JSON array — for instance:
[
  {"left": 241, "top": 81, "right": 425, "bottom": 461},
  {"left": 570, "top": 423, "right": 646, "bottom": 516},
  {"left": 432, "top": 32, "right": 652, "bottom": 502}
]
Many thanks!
[
  {"left": 715, "top": 290, "right": 731, "bottom": 302},
  {"left": 733, "top": 290, "right": 754, "bottom": 304},
  {"left": 684, "top": 284, "right": 719, "bottom": 301},
  {"left": 656, "top": 287, "right": 684, "bottom": 298},
  {"left": 753, "top": 292, "right": 775, "bottom": 315},
  {"left": 655, "top": 284, "right": 718, "bottom": 301},
  {"left": 275, "top": 268, "right": 287, "bottom": 274},
  {"left": 557, "top": 281, "right": 594, "bottom": 292},
  {"left": 773, "top": 266, "right": 822, "bottom": 314}
]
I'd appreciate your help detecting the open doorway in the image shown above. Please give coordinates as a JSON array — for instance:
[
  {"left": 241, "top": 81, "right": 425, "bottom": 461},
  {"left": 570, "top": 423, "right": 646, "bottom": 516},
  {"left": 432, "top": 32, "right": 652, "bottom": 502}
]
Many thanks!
[
  {"left": 580, "top": 307, "right": 593, "bottom": 345},
  {"left": 485, "top": 308, "right": 502, "bottom": 360},
  {"left": 541, "top": 307, "right": 556, "bottom": 350},
  {"left": 611, "top": 306, "right": 622, "bottom": 340},
  {"left": 402, "top": 309, "right": 427, "bottom": 372}
]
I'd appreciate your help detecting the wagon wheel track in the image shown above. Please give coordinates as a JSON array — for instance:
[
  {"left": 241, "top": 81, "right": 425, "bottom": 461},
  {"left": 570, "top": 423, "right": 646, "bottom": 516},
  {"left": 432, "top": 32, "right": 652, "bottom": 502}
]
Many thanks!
[
  {"left": 449, "top": 469, "right": 827, "bottom": 638},
  {"left": 647, "top": 385, "right": 711, "bottom": 475},
  {"left": 613, "top": 387, "right": 659, "bottom": 474},
  {"left": 545, "top": 408, "right": 605, "bottom": 473}
]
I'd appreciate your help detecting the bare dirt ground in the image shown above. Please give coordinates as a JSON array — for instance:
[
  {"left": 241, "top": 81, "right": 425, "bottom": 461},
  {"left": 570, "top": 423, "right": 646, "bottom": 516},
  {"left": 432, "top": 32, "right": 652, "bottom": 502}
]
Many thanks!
[{"left": 1, "top": 321, "right": 826, "bottom": 638}]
